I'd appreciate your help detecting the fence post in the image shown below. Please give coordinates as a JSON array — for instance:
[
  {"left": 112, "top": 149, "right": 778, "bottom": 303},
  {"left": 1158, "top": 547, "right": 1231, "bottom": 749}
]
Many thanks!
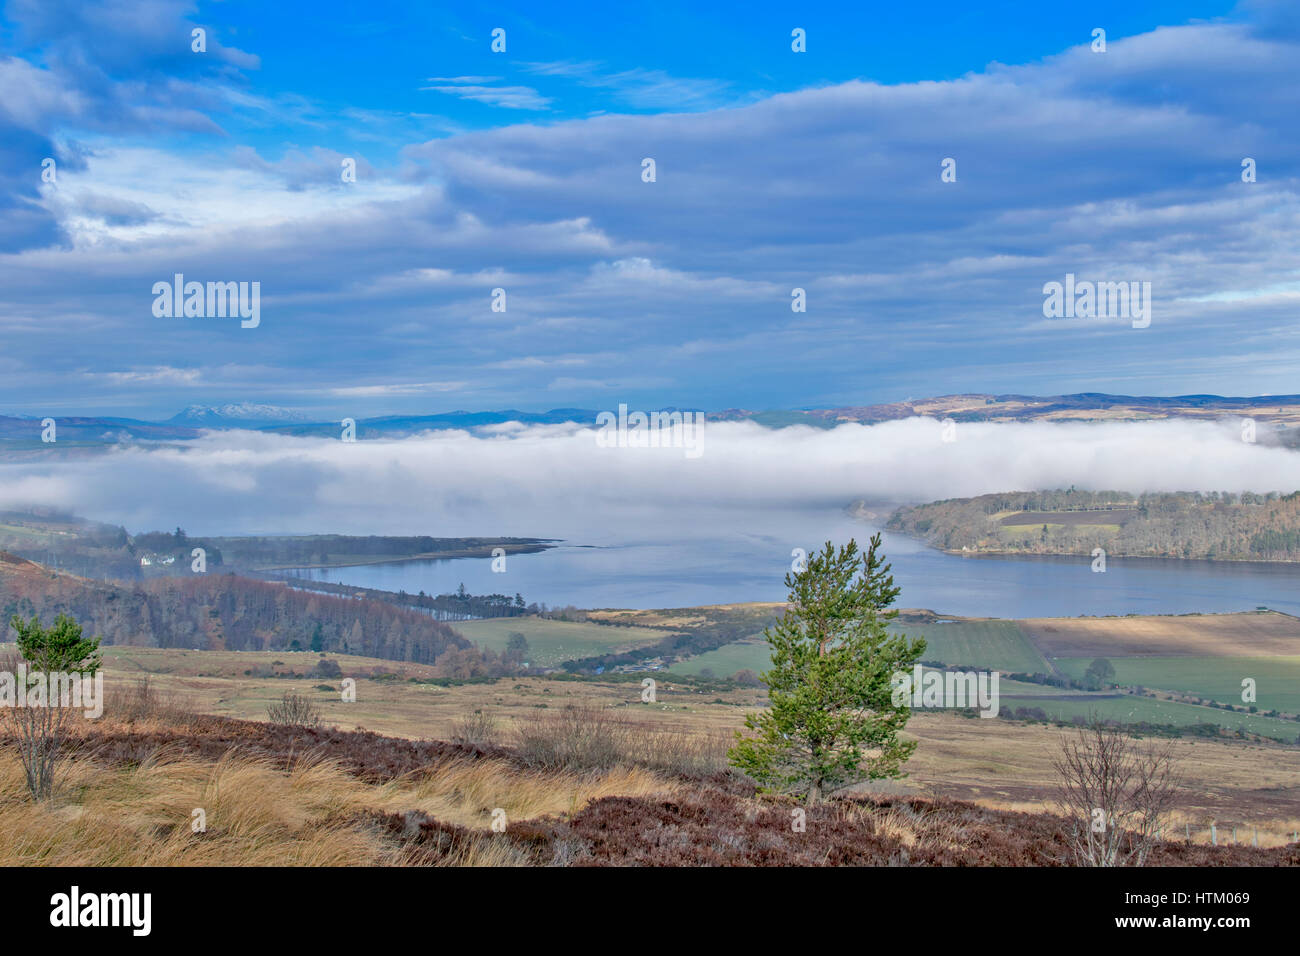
[
  {"left": 1211, "top": 823, "right": 1217, "bottom": 846},
  {"left": 1253, "top": 828, "right": 1258, "bottom": 847},
  {"left": 1233, "top": 826, "right": 1238, "bottom": 845},
  {"left": 1185, "top": 822, "right": 1190, "bottom": 841}
]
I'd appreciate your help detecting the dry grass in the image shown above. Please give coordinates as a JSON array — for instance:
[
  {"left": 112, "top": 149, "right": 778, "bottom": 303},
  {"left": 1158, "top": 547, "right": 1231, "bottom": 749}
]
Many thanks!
[
  {"left": 512, "top": 703, "right": 731, "bottom": 775},
  {"left": 0, "top": 744, "right": 677, "bottom": 866},
  {"left": 0, "top": 748, "right": 381, "bottom": 866},
  {"left": 371, "top": 754, "right": 676, "bottom": 829}
]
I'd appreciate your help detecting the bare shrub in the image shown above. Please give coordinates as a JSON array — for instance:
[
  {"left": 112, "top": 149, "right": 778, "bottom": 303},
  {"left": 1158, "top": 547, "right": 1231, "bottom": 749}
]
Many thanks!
[
  {"left": 450, "top": 710, "right": 499, "bottom": 749},
  {"left": 514, "top": 704, "right": 625, "bottom": 771},
  {"left": 266, "top": 692, "right": 322, "bottom": 728},
  {"left": 1053, "top": 720, "right": 1181, "bottom": 866},
  {"left": 627, "top": 724, "right": 731, "bottom": 776},
  {"left": 512, "top": 704, "right": 729, "bottom": 775},
  {"left": 0, "top": 648, "right": 73, "bottom": 799},
  {"left": 117, "top": 675, "right": 192, "bottom": 725}
]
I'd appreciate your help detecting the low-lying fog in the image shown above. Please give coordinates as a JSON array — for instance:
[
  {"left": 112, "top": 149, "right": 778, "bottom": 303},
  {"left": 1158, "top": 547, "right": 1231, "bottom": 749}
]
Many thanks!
[{"left": 2, "top": 417, "right": 1295, "bottom": 542}]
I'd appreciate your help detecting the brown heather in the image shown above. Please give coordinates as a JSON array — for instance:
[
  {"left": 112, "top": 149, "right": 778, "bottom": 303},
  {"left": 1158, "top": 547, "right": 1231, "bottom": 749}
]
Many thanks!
[{"left": 0, "top": 701, "right": 1293, "bottom": 866}]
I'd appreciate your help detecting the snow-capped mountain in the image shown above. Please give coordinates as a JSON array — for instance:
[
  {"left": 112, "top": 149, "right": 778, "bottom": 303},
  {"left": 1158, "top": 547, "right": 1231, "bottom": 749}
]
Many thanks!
[{"left": 168, "top": 403, "right": 313, "bottom": 428}]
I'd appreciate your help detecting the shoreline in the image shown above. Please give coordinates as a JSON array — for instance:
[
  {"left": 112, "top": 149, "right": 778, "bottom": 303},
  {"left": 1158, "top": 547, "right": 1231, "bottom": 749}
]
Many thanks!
[
  {"left": 240, "top": 541, "right": 559, "bottom": 572},
  {"left": 927, "top": 545, "right": 1300, "bottom": 566}
]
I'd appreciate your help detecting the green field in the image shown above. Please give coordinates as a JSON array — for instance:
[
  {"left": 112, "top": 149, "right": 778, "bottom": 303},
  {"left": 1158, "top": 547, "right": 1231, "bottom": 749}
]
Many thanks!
[
  {"left": 1055, "top": 656, "right": 1300, "bottom": 716},
  {"left": 905, "top": 620, "right": 1050, "bottom": 672},
  {"left": 669, "top": 640, "right": 772, "bottom": 677},
  {"left": 452, "top": 617, "right": 671, "bottom": 668},
  {"left": 0, "top": 522, "right": 64, "bottom": 541},
  {"left": 1001, "top": 523, "right": 1122, "bottom": 536},
  {"left": 666, "top": 630, "right": 1300, "bottom": 741},
  {"left": 671, "top": 619, "right": 1049, "bottom": 678},
  {"left": 997, "top": 687, "right": 1300, "bottom": 741}
]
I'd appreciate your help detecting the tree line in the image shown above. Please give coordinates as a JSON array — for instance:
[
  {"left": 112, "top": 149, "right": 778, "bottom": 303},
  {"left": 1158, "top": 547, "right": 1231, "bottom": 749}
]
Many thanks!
[{"left": 0, "top": 560, "right": 525, "bottom": 676}]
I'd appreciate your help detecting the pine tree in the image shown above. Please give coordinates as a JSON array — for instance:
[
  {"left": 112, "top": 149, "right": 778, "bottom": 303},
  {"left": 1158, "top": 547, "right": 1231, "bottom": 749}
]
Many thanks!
[{"left": 729, "top": 535, "right": 925, "bottom": 804}]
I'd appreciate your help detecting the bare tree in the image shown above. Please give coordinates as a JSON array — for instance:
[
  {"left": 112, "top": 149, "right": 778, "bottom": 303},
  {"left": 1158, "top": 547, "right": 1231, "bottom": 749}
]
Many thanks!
[
  {"left": 0, "top": 649, "right": 68, "bottom": 799},
  {"left": 1, "top": 613, "right": 103, "bottom": 800},
  {"left": 1053, "top": 720, "right": 1181, "bottom": 866}
]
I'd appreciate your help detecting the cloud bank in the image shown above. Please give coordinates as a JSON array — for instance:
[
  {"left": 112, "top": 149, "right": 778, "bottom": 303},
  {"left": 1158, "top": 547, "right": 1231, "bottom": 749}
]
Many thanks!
[{"left": 2, "top": 419, "right": 1294, "bottom": 539}]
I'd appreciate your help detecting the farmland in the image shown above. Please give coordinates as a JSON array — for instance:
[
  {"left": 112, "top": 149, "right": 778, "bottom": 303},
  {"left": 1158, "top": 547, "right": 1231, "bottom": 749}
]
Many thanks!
[
  {"left": 451, "top": 617, "right": 674, "bottom": 668},
  {"left": 906, "top": 619, "right": 1049, "bottom": 672},
  {"left": 669, "top": 640, "right": 770, "bottom": 676},
  {"left": 670, "top": 619, "right": 1046, "bottom": 677},
  {"left": 994, "top": 677, "right": 1300, "bottom": 740},
  {"left": 1020, "top": 610, "right": 1300, "bottom": 657},
  {"left": 1053, "top": 656, "right": 1300, "bottom": 716},
  {"left": 664, "top": 607, "right": 1300, "bottom": 742}
]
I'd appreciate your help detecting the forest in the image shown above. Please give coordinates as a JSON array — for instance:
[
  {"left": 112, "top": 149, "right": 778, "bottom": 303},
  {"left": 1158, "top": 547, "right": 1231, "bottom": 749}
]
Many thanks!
[
  {"left": 887, "top": 489, "right": 1300, "bottom": 561},
  {"left": 278, "top": 577, "right": 534, "bottom": 621},
  {"left": 0, "top": 551, "right": 524, "bottom": 676}
]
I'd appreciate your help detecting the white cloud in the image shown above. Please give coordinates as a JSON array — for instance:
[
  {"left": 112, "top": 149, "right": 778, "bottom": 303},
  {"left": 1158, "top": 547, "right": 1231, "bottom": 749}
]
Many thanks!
[
  {"left": 0, "top": 419, "right": 1294, "bottom": 540},
  {"left": 330, "top": 381, "right": 468, "bottom": 397},
  {"left": 420, "top": 78, "right": 551, "bottom": 111}
]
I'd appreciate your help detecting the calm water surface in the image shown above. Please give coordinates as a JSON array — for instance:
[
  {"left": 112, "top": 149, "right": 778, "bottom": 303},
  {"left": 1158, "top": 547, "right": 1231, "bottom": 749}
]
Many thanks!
[{"left": 277, "top": 510, "right": 1300, "bottom": 617}]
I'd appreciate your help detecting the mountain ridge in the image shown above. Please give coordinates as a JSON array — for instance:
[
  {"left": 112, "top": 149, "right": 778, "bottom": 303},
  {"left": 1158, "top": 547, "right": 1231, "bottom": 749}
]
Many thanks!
[{"left": 3, "top": 392, "right": 1299, "bottom": 445}]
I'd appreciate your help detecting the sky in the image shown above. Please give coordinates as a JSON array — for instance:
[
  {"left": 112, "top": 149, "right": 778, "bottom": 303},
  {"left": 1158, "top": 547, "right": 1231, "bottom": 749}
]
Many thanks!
[{"left": 2, "top": 0, "right": 1299, "bottom": 421}]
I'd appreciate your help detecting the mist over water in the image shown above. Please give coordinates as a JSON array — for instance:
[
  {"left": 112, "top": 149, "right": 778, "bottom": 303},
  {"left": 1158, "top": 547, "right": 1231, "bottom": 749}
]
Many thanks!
[{"left": 3, "top": 417, "right": 1298, "bottom": 616}]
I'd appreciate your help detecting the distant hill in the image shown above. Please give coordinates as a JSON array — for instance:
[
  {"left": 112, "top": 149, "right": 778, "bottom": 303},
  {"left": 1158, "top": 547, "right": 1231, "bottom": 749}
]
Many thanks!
[
  {"left": 888, "top": 489, "right": 1300, "bottom": 562},
  {"left": 168, "top": 403, "right": 313, "bottom": 428},
  {"left": 264, "top": 408, "right": 609, "bottom": 438},
  {"left": 4, "top": 393, "right": 1300, "bottom": 446},
  {"left": 0, "top": 415, "right": 198, "bottom": 443},
  {"left": 793, "top": 392, "right": 1300, "bottom": 427},
  {"left": 0, "top": 551, "right": 470, "bottom": 663}
]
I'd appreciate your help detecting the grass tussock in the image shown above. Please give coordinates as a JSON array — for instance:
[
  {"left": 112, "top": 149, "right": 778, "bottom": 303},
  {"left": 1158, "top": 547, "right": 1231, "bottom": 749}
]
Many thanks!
[
  {"left": 0, "top": 743, "right": 677, "bottom": 866},
  {"left": 0, "top": 748, "right": 380, "bottom": 866}
]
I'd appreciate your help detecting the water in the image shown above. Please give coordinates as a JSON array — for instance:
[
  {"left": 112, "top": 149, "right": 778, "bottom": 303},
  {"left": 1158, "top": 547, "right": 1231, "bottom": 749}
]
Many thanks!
[{"left": 275, "top": 509, "right": 1300, "bottom": 617}]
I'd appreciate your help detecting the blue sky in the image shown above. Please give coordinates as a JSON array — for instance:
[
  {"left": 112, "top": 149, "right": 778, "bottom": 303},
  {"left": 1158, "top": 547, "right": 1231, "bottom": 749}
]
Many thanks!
[{"left": 2, "top": 0, "right": 1298, "bottom": 419}]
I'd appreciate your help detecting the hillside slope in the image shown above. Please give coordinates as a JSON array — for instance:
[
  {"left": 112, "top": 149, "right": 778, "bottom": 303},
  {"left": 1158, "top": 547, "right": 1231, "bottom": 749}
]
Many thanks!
[
  {"left": 888, "top": 490, "right": 1300, "bottom": 561},
  {"left": 0, "top": 552, "right": 468, "bottom": 663}
]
